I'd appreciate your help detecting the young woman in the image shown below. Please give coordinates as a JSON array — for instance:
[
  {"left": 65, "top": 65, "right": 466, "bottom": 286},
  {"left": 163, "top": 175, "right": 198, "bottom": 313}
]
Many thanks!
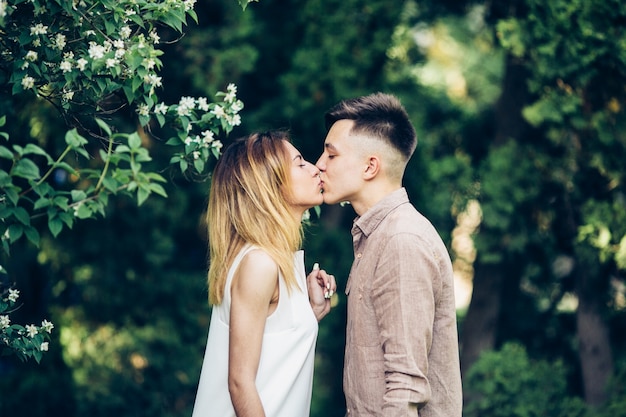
[{"left": 192, "top": 131, "right": 336, "bottom": 417}]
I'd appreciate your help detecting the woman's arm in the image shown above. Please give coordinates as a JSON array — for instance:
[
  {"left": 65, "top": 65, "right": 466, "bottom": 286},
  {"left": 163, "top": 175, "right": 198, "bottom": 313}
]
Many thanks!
[{"left": 228, "top": 249, "right": 279, "bottom": 417}]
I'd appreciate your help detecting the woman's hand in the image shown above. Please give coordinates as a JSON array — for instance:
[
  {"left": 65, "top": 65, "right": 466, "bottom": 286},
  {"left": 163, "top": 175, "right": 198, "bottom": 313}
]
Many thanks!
[{"left": 306, "top": 263, "right": 337, "bottom": 321}]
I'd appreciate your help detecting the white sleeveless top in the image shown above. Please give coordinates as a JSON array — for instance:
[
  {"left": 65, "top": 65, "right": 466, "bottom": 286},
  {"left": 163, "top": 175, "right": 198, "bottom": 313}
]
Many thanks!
[{"left": 192, "top": 246, "right": 318, "bottom": 417}]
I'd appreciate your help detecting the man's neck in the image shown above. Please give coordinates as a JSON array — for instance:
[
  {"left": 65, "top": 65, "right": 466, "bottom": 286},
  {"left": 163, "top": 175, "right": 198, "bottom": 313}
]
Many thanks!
[{"left": 351, "top": 182, "right": 402, "bottom": 216}]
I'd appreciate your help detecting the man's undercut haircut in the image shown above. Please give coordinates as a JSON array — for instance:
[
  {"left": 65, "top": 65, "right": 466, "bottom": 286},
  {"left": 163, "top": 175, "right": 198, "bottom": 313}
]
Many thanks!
[{"left": 324, "top": 92, "right": 417, "bottom": 160}]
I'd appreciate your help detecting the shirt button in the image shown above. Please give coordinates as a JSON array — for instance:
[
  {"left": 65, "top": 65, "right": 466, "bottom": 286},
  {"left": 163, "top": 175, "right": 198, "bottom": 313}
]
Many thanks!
[{"left": 356, "top": 253, "right": 362, "bottom": 258}]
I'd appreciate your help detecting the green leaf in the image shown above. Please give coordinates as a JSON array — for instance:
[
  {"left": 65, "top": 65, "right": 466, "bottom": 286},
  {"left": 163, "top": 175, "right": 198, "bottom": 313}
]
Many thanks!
[
  {"left": 58, "top": 211, "right": 74, "bottom": 228},
  {"left": 127, "top": 133, "right": 142, "bottom": 150},
  {"left": 8, "top": 224, "right": 23, "bottom": 243},
  {"left": 4, "top": 186, "right": 19, "bottom": 205},
  {"left": 193, "top": 157, "right": 205, "bottom": 173},
  {"left": 0, "top": 145, "right": 13, "bottom": 159},
  {"left": 0, "top": 169, "right": 11, "bottom": 187},
  {"left": 137, "top": 187, "right": 150, "bottom": 206},
  {"left": 71, "top": 190, "right": 87, "bottom": 202},
  {"left": 65, "top": 128, "right": 88, "bottom": 148},
  {"left": 12, "top": 158, "right": 41, "bottom": 180},
  {"left": 149, "top": 183, "right": 167, "bottom": 198},
  {"left": 74, "top": 203, "right": 92, "bottom": 219},
  {"left": 13, "top": 207, "right": 31, "bottom": 225},
  {"left": 95, "top": 118, "right": 112, "bottom": 136},
  {"left": 23, "top": 144, "right": 49, "bottom": 158},
  {"left": 24, "top": 226, "right": 40, "bottom": 247},
  {"left": 48, "top": 217, "right": 62, "bottom": 238},
  {"left": 34, "top": 198, "right": 51, "bottom": 210},
  {"left": 102, "top": 176, "right": 119, "bottom": 193}
]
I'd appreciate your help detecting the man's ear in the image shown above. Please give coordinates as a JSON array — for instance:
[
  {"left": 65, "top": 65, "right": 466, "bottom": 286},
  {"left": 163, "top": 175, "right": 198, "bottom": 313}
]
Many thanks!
[{"left": 363, "top": 156, "right": 380, "bottom": 180}]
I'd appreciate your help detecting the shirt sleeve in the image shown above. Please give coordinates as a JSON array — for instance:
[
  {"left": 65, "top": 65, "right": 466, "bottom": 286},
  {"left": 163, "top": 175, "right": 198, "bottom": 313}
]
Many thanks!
[{"left": 371, "top": 233, "right": 439, "bottom": 417}]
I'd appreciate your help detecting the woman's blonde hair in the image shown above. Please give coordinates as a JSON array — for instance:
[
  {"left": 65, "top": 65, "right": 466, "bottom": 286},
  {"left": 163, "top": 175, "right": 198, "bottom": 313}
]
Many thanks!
[{"left": 207, "top": 131, "right": 304, "bottom": 305}]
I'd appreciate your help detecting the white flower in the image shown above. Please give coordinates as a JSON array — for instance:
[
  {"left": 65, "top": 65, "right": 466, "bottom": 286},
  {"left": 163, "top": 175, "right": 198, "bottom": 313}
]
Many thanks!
[
  {"left": 88, "top": 42, "right": 106, "bottom": 59},
  {"left": 125, "top": 9, "right": 137, "bottom": 17},
  {"left": 137, "top": 103, "right": 150, "bottom": 116},
  {"left": 20, "top": 61, "right": 29, "bottom": 70},
  {"left": 0, "top": 1, "right": 7, "bottom": 19},
  {"left": 113, "top": 39, "right": 125, "bottom": 49},
  {"left": 63, "top": 89, "right": 75, "bottom": 101},
  {"left": 143, "top": 58, "right": 156, "bottom": 70},
  {"left": 30, "top": 23, "right": 48, "bottom": 36},
  {"left": 192, "top": 151, "right": 200, "bottom": 160},
  {"left": 21, "top": 75, "right": 35, "bottom": 89},
  {"left": 211, "top": 141, "right": 223, "bottom": 151},
  {"left": 25, "top": 50, "right": 38, "bottom": 62},
  {"left": 154, "top": 103, "right": 168, "bottom": 115},
  {"left": 177, "top": 106, "right": 191, "bottom": 117},
  {"left": 40, "top": 342, "right": 49, "bottom": 351},
  {"left": 41, "top": 319, "right": 54, "bottom": 333},
  {"left": 201, "top": 130, "right": 214, "bottom": 144},
  {"left": 106, "top": 58, "right": 118, "bottom": 68},
  {"left": 231, "top": 114, "right": 242, "bottom": 126},
  {"left": 149, "top": 30, "right": 160, "bottom": 44},
  {"left": 84, "top": 30, "right": 96, "bottom": 37},
  {"left": 60, "top": 60, "right": 72, "bottom": 73},
  {"left": 63, "top": 51, "right": 74, "bottom": 60},
  {"left": 197, "top": 97, "right": 209, "bottom": 112},
  {"left": 211, "top": 105, "right": 225, "bottom": 119},
  {"left": 54, "top": 34, "right": 67, "bottom": 50},
  {"left": 183, "top": 0, "right": 196, "bottom": 11},
  {"left": 25, "top": 324, "right": 38, "bottom": 338},
  {"left": 144, "top": 74, "right": 162, "bottom": 87},
  {"left": 224, "top": 84, "right": 237, "bottom": 103},
  {"left": 230, "top": 100, "right": 243, "bottom": 113},
  {"left": 115, "top": 48, "right": 125, "bottom": 59},
  {"left": 76, "top": 58, "right": 88, "bottom": 71},
  {"left": 0, "top": 315, "right": 10, "bottom": 329},
  {"left": 179, "top": 96, "right": 195, "bottom": 109},
  {"left": 184, "top": 137, "right": 193, "bottom": 146},
  {"left": 120, "top": 26, "right": 132, "bottom": 39}
]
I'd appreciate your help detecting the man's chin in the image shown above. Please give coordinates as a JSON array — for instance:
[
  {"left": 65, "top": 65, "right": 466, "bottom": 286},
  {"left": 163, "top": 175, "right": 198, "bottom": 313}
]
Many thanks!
[{"left": 322, "top": 193, "right": 341, "bottom": 205}]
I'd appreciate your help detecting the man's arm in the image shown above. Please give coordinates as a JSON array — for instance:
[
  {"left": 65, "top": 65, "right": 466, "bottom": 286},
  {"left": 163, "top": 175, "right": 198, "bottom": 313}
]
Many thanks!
[{"left": 372, "top": 233, "right": 438, "bottom": 416}]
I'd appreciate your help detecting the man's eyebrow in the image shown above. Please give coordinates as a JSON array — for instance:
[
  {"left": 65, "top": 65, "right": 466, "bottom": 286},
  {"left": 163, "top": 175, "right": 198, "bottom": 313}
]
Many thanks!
[{"left": 325, "top": 143, "right": 338, "bottom": 152}]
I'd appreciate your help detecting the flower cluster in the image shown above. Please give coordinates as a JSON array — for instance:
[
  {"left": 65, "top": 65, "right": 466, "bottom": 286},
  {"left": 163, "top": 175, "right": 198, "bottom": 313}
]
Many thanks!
[
  {"left": 1, "top": 0, "right": 192, "bottom": 111},
  {"left": 1, "top": 274, "right": 54, "bottom": 364},
  {"left": 160, "top": 83, "right": 244, "bottom": 176}
]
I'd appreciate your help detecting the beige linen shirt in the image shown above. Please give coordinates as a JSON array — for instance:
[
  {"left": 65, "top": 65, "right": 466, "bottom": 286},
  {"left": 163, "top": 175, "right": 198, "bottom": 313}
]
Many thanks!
[{"left": 343, "top": 188, "right": 462, "bottom": 417}]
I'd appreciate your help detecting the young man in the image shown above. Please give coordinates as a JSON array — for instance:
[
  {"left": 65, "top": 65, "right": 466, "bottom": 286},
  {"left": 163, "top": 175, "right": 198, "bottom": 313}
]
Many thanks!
[{"left": 316, "top": 93, "right": 462, "bottom": 417}]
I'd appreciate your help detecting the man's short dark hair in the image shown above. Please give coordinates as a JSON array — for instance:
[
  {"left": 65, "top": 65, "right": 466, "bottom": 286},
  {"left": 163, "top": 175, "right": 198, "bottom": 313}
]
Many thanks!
[{"left": 324, "top": 92, "right": 417, "bottom": 159}]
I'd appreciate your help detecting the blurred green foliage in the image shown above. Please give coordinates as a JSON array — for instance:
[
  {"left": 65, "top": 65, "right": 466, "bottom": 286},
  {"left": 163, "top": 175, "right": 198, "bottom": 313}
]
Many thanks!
[{"left": 1, "top": 0, "right": 625, "bottom": 416}]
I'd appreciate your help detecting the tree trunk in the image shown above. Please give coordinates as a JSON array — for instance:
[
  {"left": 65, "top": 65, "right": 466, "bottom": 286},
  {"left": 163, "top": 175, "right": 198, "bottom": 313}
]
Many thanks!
[
  {"left": 574, "top": 265, "right": 613, "bottom": 406},
  {"left": 576, "top": 297, "right": 613, "bottom": 405},
  {"left": 460, "top": 262, "right": 503, "bottom": 377}
]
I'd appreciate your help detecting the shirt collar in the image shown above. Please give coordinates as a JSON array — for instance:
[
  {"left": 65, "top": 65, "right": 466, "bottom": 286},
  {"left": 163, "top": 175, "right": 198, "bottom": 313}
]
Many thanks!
[{"left": 352, "top": 188, "right": 409, "bottom": 238}]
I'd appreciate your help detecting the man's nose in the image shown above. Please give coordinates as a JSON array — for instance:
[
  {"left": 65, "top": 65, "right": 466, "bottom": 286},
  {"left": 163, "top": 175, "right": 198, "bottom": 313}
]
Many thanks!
[{"left": 315, "top": 156, "right": 325, "bottom": 171}]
